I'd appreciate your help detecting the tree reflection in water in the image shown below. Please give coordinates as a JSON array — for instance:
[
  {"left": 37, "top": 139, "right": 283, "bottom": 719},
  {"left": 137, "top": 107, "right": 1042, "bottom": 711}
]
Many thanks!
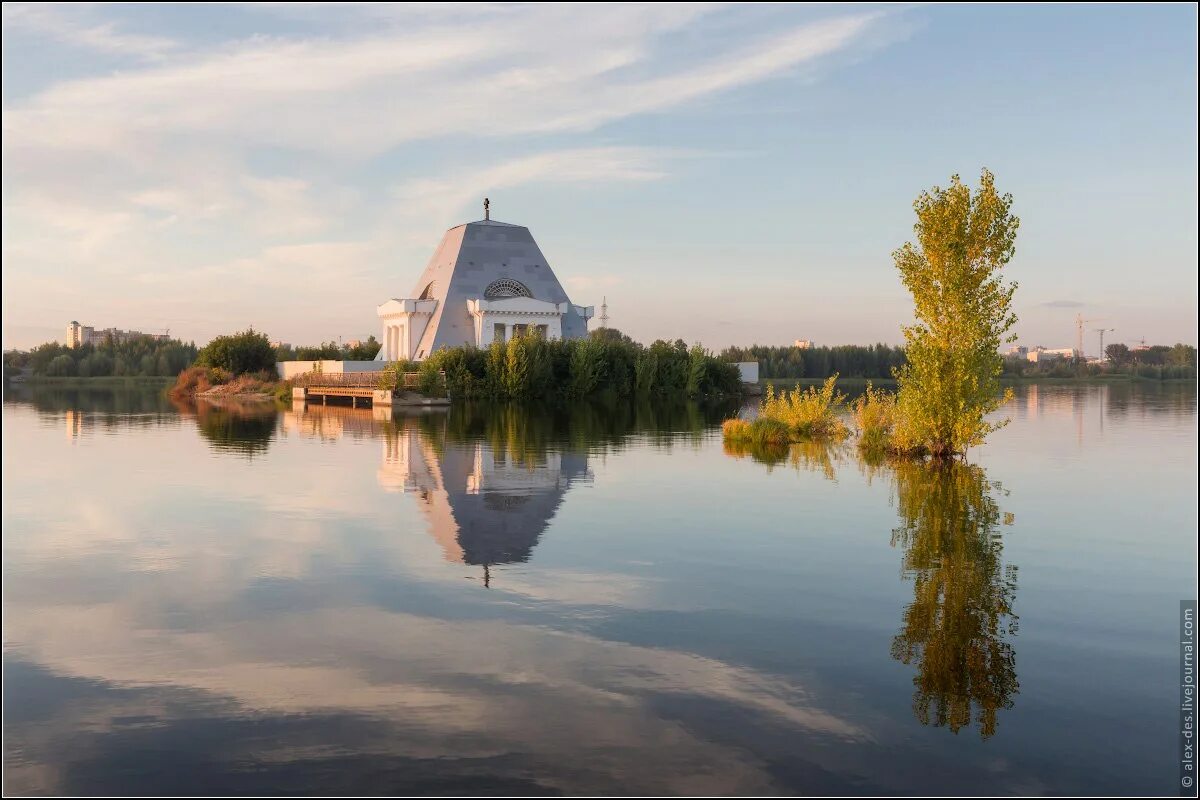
[
  {"left": 173, "top": 398, "right": 278, "bottom": 457},
  {"left": 723, "top": 439, "right": 1019, "bottom": 738},
  {"left": 722, "top": 437, "right": 851, "bottom": 481},
  {"left": 886, "top": 459, "right": 1018, "bottom": 739}
]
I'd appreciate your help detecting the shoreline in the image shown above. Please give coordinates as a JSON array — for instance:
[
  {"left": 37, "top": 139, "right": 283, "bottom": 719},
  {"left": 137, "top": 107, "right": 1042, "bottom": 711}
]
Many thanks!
[
  {"left": 7, "top": 375, "right": 175, "bottom": 387},
  {"left": 759, "top": 375, "right": 1196, "bottom": 389}
]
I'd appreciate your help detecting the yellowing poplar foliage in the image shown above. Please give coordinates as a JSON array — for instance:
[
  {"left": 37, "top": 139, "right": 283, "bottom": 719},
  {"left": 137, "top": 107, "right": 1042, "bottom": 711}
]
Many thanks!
[{"left": 892, "top": 169, "right": 1019, "bottom": 458}]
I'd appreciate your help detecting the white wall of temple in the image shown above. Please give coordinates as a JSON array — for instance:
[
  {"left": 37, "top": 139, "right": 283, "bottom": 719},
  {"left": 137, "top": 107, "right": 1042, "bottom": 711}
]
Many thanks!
[{"left": 474, "top": 313, "right": 563, "bottom": 347}]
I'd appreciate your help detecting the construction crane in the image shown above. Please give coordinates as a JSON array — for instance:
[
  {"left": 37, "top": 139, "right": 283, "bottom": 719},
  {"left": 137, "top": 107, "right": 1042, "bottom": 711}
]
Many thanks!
[
  {"left": 1075, "top": 313, "right": 1103, "bottom": 358},
  {"left": 1095, "top": 328, "right": 1115, "bottom": 361}
]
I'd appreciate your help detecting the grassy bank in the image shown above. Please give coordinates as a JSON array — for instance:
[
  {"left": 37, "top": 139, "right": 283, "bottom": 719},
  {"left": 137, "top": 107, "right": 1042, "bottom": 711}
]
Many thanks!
[{"left": 170, "top": 367, "right": 284, "bottom": 402}]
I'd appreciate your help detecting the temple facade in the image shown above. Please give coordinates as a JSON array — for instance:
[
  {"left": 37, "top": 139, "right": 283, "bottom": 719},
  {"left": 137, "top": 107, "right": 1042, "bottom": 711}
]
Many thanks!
[{"left": 376, "top": 202, "right": 593, "bottom": 362}]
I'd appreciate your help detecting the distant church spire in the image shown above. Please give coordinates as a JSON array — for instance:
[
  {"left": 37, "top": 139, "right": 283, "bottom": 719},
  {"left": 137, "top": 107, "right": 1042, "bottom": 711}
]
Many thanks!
[{"left": 484, "top": 197, "right": 490, "bottom": 221}]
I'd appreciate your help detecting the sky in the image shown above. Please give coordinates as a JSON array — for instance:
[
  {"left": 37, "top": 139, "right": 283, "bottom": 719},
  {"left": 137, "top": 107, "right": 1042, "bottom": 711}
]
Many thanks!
[{"left": 2, "top": 3, "right": 1196, "bottom": 356}]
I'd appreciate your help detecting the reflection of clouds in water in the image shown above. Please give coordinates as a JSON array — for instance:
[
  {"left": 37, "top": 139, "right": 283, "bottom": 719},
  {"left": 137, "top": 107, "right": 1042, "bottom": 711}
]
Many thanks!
[
  {"left": 487, "top": 569, "right": 661, "bottom": 607},
  {"left": 4, "top": 604, "right": 863, "bottom": 738},
  {"left": 4, "top": 602, "right": 863, "bottom": 795},
  {"left": 6, "top": 400, "right": 870, "bottom": 794}
]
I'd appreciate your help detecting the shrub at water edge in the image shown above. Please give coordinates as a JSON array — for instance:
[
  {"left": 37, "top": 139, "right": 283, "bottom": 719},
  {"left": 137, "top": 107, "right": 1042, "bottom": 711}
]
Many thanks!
[{"left": 722, "top": 375, "right": 850, "bottom": 445}]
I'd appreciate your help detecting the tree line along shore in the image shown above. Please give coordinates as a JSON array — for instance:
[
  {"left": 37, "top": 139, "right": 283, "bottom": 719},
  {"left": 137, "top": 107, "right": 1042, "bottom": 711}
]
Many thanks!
[{"left": 5, "top": 334, "right": 1192, "bottom": 388}]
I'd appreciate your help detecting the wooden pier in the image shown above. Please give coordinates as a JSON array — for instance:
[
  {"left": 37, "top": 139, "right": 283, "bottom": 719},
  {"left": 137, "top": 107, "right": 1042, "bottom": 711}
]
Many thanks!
[{"left": 291, "top": 371, "right": 449, "bottom": 408}]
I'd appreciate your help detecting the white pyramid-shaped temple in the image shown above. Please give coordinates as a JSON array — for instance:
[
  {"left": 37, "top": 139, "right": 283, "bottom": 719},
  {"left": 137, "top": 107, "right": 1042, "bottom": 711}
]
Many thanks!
[{"left": 375, "top": 202, "right": 593, "bottom": 361}]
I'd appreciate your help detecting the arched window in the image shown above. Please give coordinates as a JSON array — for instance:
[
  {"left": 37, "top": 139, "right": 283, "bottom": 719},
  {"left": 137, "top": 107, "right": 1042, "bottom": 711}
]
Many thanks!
[{"left": 484, "top": 278, "right": 533, "bottom": 300}]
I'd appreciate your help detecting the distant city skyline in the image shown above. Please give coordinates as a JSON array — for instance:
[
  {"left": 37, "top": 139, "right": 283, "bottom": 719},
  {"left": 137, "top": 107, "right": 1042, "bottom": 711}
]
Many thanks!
[{"left": 3, "top": 4, "right": 1196, "bottom": 352}]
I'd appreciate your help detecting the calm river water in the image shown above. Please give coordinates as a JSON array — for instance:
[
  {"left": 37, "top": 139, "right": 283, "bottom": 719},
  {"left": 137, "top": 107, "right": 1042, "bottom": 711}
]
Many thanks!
[{"left": 2, "top": 382, "right": 1196, "bottom": 795}]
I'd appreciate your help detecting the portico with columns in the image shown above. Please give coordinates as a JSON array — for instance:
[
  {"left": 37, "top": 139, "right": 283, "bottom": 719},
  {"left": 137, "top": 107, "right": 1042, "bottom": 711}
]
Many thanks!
[{"left": 376, "top": 299, "right": 437, "bottom": 362}]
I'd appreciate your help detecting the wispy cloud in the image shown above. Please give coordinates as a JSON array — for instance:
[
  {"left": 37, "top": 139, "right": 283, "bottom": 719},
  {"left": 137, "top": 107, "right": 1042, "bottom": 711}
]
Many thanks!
[
  {"left": 1, "top": 4, "right": 896, "bottom": 346},
  {"left": 1, "top": 4, "right": 179, "bottom": 61},
  {"left": 392, "top": 146, "right": 675, "bottom": 226},
  {"left": 2, "top": 7, "right": 884, "bottom": 159}
]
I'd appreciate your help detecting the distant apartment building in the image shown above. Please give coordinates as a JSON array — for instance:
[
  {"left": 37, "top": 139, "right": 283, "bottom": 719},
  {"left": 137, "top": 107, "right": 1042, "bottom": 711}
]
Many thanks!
[
  {"left": 66, "top": 321, "right": 169, "bottom": 348},
  {"left": 66, "top": 321, "right": 94, "bottom": 348},
  {"left": 794, "top": 339, "right": 813, "bottom": 349},
  {"left": 1026, "top": 346, "right": 1077, "bottom": 363},
  {"left": 1007, "top": 345, "right": 1029, "bottom": 358}
]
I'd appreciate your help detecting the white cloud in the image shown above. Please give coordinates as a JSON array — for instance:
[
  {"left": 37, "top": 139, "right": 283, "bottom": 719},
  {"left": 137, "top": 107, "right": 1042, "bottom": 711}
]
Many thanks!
[
  {"left": 392, "top": 146, "right": 674, "bottom": 226},
  {"left": 2, "top": 8, "right": 883, "bottom": 159},
  {"left": 1, "top": 5, "right": 891, "bottom": 347},
  {"left": 1, "top": 4, "right": 179, "bottom": 61}
]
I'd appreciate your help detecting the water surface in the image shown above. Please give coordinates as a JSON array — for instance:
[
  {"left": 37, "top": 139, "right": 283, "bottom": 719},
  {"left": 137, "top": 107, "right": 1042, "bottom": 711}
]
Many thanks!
[{"left": 3, "top": 382, "right": 1195, "bottom": 795}]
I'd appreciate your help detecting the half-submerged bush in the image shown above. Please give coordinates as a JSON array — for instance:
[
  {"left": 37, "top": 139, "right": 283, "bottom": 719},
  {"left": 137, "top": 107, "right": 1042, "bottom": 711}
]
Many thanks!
[
  {"left": 845, "top": 382, "right": 934, "bottom": 458},
  {"left": 721, "top": 418, "right": 753, "bottom": 441},
  {"left": 721, "top": 416, "right": 790, "bottom": 446},
  {"left": 722, "top": 375, "right": 849, "bottom": 446},
  {"left": 760, "top": 375, "right": 849, "bottom": 439},
  {"left": 851, "top": 382, "right": 898, "bottom": 454}
]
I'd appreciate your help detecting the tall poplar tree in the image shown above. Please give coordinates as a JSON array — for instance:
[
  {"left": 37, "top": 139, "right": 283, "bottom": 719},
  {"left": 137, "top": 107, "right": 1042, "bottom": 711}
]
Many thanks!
[{"left": 893, "top": 169, "right": 1019, "bottom": 458}]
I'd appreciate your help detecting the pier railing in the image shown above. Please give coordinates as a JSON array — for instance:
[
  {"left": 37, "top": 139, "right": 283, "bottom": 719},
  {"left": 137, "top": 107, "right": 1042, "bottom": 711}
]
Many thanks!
[{"left": 290, "top": 370, "right": 427, "bottom": 390}]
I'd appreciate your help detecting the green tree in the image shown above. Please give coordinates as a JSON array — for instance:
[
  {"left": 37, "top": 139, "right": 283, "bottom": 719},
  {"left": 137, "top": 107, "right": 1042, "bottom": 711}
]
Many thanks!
[
  {"left": 1105, "top": 342, "right": 1131, "bottom": 366},
  {"left": 892, "top": 169, "right": 1019, "bottom": 458},
  {"left": 45, "top": 354, "right": 76, "bottom": 377},
  {"left": 345, "top": 335, "right": 381, "bottom": 361},
  {"left": 1167, "top": 343, "right": 1196, "bottom": 368},
  {"left": 196, "top": 329, "right": 276, "bottom": 375},
  {"left": 590, "top": 327, "right": 635, "bottom": 345}
]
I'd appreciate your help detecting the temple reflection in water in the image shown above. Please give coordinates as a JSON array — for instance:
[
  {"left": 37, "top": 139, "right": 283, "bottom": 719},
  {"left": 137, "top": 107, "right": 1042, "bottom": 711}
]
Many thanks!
[
  {"left": 285, "top": 404, "right": 592, "bottom": 583},
  {"left": 380, "top": 415, "right": 591, "bottom": 580}
]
